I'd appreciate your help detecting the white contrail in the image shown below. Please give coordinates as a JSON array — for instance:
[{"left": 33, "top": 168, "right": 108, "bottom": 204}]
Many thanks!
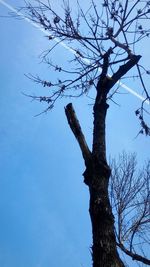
[
  {"left": 0, "top": 0, "right": 79, "bottom": 55},
  {"left": 0, "top": 0, "right": 149, "bottom": 104}
]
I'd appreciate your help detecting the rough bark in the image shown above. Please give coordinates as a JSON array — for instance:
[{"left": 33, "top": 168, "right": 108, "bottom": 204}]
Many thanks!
[
  {"left": 89, "top": 180, "right": 125, "bottom": 267},
  {"left": 65, "top": 54, "right": 141, "bottom": 267},
  {"left": 65, "top": 101, "right": 124, "bottom": 267},
  {"left": 87, "top": 86, "right": 124, "bottom": 267}
]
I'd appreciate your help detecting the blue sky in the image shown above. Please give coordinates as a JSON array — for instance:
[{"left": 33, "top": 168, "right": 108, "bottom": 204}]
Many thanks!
[{"left": 0, "top": 1, "right": 149, "bottom": 267}]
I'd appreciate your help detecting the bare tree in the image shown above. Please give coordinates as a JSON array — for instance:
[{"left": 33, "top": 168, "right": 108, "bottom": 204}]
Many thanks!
[
  {"left": 110, "top": 151, "right": 150, "bottom": 266},
  {"left": 19, "top": 1, "right": 150, "bottom": 266}
]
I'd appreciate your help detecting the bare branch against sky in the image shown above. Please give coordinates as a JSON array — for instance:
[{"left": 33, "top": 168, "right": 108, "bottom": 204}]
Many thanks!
[{"left": 0, "top": 0, "right": 150, "bottom": 104}]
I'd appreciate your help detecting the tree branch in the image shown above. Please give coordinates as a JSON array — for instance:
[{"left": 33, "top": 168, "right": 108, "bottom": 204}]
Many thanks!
[
  {"left": 65, "top": 103, "right": 92, "bottom": 166},
  {"left": 117, "top": 243, "right": 150, "bottom": 265},
  {"left": 107, "top": 54, "right": 142, "bottom": 92}
]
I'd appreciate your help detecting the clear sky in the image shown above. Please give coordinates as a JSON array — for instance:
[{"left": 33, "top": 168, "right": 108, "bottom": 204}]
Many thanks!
[{"left": 0, "top": 1, "right": 149, "bottom": 267}]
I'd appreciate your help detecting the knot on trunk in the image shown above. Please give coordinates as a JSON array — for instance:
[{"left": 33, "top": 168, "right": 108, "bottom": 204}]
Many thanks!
[{"left": 83, "top": 157, "right": 111, "bottom": 187}]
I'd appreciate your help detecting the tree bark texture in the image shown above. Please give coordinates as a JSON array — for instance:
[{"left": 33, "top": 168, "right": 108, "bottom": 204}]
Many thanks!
[
  {"left": 65, "top": 54, "right": 141, "bottom": 267},
  {"left": 65, "top": 101, "right": 124, "bottom": 267},
  {"left": 87, "top": 88, "right": 124, "bottom": 267}
]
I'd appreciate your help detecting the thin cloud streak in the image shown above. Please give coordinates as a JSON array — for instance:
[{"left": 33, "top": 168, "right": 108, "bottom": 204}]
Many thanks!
[{"left": 0, "top": 0, "right": 149, "bottom": 104}]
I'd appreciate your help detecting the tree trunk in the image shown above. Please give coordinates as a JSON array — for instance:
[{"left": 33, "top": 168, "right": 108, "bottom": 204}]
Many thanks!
[
  {"left": 86, "top": 161, "right": 125, "bottom": 267},
  {"left": 84, "top": 98, "right": 125, "bottom": 267},
  {"left": 65, "top": 54, "right": 141, "bottom": 267},
  {"left": 65, "top": 99, "right": 125, "bottom": 267},
  {"left": 89, "top": 172, "right": 124, "bottom": 267}
]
